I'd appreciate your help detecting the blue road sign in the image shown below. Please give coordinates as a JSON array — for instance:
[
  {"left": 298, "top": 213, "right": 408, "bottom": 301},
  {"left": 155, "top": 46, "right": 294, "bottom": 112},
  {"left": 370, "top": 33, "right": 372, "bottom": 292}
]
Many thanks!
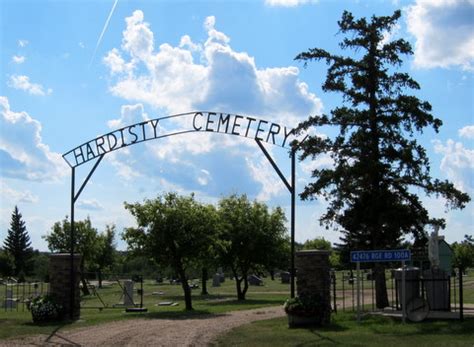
[{"left": 350, "top": 249, "right": 411, "bottom": 263}]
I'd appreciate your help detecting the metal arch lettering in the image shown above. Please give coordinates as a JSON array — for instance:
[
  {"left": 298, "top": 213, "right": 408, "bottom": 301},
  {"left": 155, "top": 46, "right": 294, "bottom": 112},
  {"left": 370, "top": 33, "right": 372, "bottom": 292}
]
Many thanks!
[{"left": 62, "top": 111, "right": 298, "bottom": 168}]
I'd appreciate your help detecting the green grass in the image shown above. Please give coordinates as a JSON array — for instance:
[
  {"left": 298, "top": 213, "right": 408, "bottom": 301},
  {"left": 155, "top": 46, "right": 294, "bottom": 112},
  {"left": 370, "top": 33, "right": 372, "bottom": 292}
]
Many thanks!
[
  {"left": 215, "top": 313, "right": 474, "bottom": 347},
  {"left": 0, "top": 277, "right": 289, "bottom": 340},
  {"left": 1, "top": 271, "right": 472, "bottom": 343}
]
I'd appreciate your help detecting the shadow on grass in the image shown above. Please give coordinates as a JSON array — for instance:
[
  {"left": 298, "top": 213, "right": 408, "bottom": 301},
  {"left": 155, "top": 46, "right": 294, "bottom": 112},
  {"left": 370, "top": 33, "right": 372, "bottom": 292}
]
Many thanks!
[{"left": 401, "top": 317, "right": 474, "bottom": 337}]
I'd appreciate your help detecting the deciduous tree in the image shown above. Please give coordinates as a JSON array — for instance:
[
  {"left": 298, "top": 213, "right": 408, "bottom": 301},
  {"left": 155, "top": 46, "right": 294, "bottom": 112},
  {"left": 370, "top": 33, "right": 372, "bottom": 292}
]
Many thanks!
[
  {"left": 217, "top": 195, "right": 288, "bottom": 300},
  {"left": 123, "top": 193, "right": 218, "bottom": 310},
  {"left": 43, "top": 217, "right": 100, "bottom": 295}
]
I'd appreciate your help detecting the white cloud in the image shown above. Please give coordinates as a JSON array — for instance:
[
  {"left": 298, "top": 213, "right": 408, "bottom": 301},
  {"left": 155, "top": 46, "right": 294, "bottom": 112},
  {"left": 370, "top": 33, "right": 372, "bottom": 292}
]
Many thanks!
[
  {"left": 0, "top": 183, "right": 39, "bottom": 203},
  {"left": 104, "top": 11, "right": 321, "bottom": 121},
  {"left": 459, "top": 125, "right": 474, "bottom": 139},
  {"left": 102, "top": 11, "right": 323, "bottom": 200},
  {"left": 197, "top": 169, "right": 211, "bottom": 186},
  {"left": 18, "top": 39, "right": 28, "bottom": 47},
  {"left": 7, "top": 75, "right": 52, "bottom": 96},
  {"left": 12, "top": 55, "right": 25, "bottom": 64},
  {"left": 300, "top": 153, "right": 333, "bottom": 175},
  {"left": 0, "top": 96, "right": 67, "bottom": 181},
  {"left": 79, "top": 41, "right": 85, "bottom": 48},
  {"left": 406, "top": 0, "right": 474, "bottom": 71},
  {"left": 433, "top": 138, "right": 474, "bottom": 194},
  {"left": 264, "top": 0, "right": 318, "bottom": 6},
  {"left": 77, "top": 199, "right": 104, "bottom": 211},
  {"left": 246, "top": 150, "right": 286, "bottom": 201}
]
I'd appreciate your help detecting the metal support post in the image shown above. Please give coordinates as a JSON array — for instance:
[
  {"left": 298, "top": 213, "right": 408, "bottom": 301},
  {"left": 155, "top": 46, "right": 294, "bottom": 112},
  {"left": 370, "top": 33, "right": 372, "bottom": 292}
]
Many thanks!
[
  {"left": 70, "top": 167, "right": 75, "bottom": 320},
  {"left": 290, "top": 149, "right": 296, "bottom": 298},
  {"left": 401, "top": 260, "right": 406, "bottom": 323},
  {"left": 68, "top": 155, "right": 104, "bottom": 320},
  {"left": 255, "top": 140, "right": 296, "bottom": 298},
  {"left": 459, "top": 268, "right": 464, "bottom": 321},
  {"left": 356, "top": 261, "right": 361, "bottom": 323}
]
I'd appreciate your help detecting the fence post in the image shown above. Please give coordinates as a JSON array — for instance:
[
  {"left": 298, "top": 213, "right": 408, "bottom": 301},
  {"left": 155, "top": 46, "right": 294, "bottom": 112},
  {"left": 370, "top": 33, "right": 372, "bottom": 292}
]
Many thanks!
[
  {"left": 332, "top": 271, "right": 337, "bottom": 313},
  {"left": 459, "top": 268, "right": 463, "bottom": 322}
]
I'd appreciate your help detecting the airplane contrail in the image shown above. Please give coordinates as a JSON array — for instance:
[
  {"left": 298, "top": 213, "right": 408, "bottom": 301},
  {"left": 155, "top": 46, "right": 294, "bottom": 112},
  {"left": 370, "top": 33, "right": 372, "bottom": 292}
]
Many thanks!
[{"left": 89, "top": 0, "right": 119, "bottom": 68}]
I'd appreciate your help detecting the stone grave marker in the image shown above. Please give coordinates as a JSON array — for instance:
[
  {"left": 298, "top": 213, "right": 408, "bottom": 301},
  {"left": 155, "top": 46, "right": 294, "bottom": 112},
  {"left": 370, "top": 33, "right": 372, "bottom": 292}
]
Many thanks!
[
  {"left": 3, "top": 289, "right": 16, "bottom": 309},
  {"left": 212, "top": 274, "right": 221, "bottom": 287},
  {"left": 123, "top": 280, "right": 134, "bottom": 307}
]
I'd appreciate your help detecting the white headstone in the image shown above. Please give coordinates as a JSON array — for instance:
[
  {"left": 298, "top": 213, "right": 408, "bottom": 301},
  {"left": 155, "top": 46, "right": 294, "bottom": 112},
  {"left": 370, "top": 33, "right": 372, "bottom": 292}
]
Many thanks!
[{"left": 428, "top": 225, "right": 440, "bottom": 268}]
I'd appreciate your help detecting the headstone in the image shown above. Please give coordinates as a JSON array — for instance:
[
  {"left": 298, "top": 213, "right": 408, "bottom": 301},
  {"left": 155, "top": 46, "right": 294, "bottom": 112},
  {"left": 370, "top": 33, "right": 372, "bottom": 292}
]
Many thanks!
[
  {"left": 248, "top": 275, "right": 263, "bottom": 286},
  {"left": 3, "top": 289, "right": 16, "bottom": 309},
  {"left": 33, "top": 283, "right": 40, "bottom": 297},
  {"left": 423, "top": 268, "right": 450, "bottom": 311},
  {"left": 219, "top": 273, "right": 225, "bottom": 283},
  {"left": 123, "top": 280, "right": 134, "bottom": 307},
  {"left": 280, "top": 271, "right": 290, "bottom": 284},
  {"left": 394, "top": 266, "right": 420, "bottom": 307},
  {"left": 212, "top": 274, "right": 221, "bottom": 287},
  {"left": 428, "top": 226, "right": 440, "bottom": 268}
]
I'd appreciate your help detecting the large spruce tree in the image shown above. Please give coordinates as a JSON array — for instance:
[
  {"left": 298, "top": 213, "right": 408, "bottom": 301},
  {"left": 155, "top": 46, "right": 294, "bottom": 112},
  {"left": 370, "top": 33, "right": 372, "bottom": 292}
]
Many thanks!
[
  {"left": 294, "top": 11, "right": 470, "bottom": 308},
  {"left": 4, "top": 206, "right": 33, "bottom": 277}
]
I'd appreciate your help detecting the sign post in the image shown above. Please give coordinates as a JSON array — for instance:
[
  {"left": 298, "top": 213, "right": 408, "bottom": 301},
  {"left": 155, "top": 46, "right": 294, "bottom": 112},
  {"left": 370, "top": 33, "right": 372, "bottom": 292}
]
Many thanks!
[
  {"left": 401, "top": 260, "right": 406, "bottom": 323},
  {"left": 356, "top": 261, "right": 361, "bottom": 323},
  {"left": 350, "top": 249, "right": 411, "bottom": 323}
]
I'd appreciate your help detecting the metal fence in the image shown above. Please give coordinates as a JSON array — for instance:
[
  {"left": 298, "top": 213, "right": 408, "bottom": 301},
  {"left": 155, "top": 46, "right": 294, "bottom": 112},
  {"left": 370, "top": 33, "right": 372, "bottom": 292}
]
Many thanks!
[
  {"left": 1, "top": 280, "right": 49, "bottom": 312},
  {"left": 79, "top": 272, "right": 145, "bottom": 310},
  {"left": 330, "top": 268, "right": 466, "bottom": 320}
]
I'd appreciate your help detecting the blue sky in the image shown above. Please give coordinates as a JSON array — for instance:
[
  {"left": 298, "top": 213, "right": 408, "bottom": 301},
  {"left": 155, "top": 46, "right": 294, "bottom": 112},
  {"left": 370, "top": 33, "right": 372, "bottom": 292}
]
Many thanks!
[{"left": 1, "top": 0, "right": 473, "bottom": 251}]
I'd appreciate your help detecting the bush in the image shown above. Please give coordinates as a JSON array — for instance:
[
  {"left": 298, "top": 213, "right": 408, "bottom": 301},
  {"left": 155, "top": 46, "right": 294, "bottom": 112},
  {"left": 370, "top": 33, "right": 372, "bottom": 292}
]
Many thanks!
[
  {"left": 284, "top": 294, "right": 325, "bottom": 317},
  {"left": 28, "top": 295, "right": 63, "bottom": 323}
]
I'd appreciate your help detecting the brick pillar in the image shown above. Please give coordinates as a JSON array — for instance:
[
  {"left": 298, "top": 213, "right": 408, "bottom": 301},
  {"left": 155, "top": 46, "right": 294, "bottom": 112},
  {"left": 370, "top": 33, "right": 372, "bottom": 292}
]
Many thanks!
[
  {"left": 49, "top": 253, "right": 81, "bottom": 320},
  {"left": 296, "top": 250, "right": 331, "bottom": 324}
]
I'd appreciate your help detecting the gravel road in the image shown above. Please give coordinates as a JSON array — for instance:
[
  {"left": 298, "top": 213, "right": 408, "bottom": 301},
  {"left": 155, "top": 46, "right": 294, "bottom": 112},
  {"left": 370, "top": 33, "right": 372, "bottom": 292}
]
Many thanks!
[{"left": 1, "top": 306, "right": 286, "bottom": 346}]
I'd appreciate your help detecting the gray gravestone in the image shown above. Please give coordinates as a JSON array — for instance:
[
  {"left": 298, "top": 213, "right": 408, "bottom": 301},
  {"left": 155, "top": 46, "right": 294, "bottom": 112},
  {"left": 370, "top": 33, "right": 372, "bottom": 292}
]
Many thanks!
[
  {"left": 4, "top": 289, "right": 16, "bottom": 309},
  {"left": 280, "top": 271, "right": 290, "bottom": 284},
  {"left": 248, "top": 275, "right": 263, "bottom": 286},
  {"left": 123, "top": 280, "right": 135, "bottom": 307},
  {"left": 212, "top": 274, "right": 221, "bottom": 287}
]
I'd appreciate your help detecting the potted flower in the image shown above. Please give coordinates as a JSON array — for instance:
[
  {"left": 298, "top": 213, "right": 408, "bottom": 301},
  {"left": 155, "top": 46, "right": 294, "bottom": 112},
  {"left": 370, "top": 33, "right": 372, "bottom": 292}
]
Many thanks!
[
  {"left": 27, "top": 295, "right": 63, "bottom": 323},
  {"left": 284, "top": 294, "right": 330, "bottom": 328}
]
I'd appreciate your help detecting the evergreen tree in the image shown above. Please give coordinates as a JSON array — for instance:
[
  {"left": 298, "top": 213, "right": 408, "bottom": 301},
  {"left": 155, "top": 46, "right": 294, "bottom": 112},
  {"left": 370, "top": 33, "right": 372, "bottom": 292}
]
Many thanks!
[
  {"left": 294, "top": 11, "right": 470, "bottom": 308},
  {"left": 3, "top": 206, "right": 33, "bottom": 277}
]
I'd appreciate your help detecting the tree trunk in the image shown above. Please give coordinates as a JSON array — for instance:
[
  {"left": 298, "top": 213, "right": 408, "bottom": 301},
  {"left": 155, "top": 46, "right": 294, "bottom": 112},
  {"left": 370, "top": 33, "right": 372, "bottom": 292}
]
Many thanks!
[
  {"left": 269, "top": 269, "right": 275, "bottom": 281},
  {"left": 201, "top": 267, "right": 208, "bottom": 295},
  {"left": 98, "top": 270, "right": 103, "bottom": 289},
  {"left": 177, "top": 266, "right": 192, "bottom": 310},
  {"left": 231, "top": 266, "right": 246, "bottom": 300},
  {"left": 374, "top": 265, "right": 389, "bottom": 308},
  {"left": 242, "top": 275, "right": 249, "bottom": 299},
  {"left": 80, "top": 259, "right": 90, "bottom": 296}
]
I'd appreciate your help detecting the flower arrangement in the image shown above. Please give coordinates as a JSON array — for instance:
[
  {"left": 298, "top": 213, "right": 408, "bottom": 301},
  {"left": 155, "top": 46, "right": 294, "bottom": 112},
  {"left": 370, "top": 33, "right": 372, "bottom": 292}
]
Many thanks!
[
  {"left": 284, "top": 294, "right": 324, "bottom": 317},
  {"left": 27, "top": 295, "right": 63, "bottom": 323}
]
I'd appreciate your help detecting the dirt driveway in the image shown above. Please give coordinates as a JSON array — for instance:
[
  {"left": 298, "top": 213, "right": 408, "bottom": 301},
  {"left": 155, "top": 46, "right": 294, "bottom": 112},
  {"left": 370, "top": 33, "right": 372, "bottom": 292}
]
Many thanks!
[{"left": 1, "top": 306, "right": 286, "bottom": 346}]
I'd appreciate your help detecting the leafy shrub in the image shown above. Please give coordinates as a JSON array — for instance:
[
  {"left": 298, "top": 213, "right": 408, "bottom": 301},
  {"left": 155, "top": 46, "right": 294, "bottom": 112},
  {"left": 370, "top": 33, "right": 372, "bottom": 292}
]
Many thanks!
[
  {"left": 284, "top": 294, "right": 325, "bottom": 317},
  {"left": 28, "top": 295, "right": 63, "bottom": 323}
]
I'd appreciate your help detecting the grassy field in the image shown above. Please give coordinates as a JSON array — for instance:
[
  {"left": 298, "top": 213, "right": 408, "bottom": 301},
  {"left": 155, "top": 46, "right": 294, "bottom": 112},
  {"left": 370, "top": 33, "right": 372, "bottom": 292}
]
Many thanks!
[
  {"left": 1, "top": 270, "right": 472, "bottom": 342},
  {"left": 0, "top": 277, "right": 289, "bottom": 340},
  {"left": 215, "top": 312, "right": 474, "bottom": 346}
]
